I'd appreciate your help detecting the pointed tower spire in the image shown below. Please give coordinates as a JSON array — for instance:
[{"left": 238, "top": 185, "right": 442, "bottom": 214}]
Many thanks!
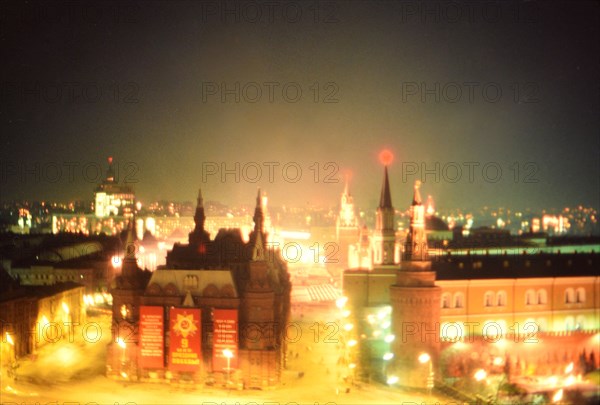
[
  {"left": 189, "top": 188, "right": 209, "bottom": 246},
  {"left": 193, "top": 188, "right": 206, "bottom": 230},
  {"left": 252, "top": 229, "right": 265, "bottom": 261},
  {"left": 374, "top": 162, "right": 396, "bottom": 266},
  {"left": 253, "top": 188, "right": 264, "bottom": 233},
  {"left": 197, "top": 188, "right": 203, "bottom": 206},
  {"left": 403, "top": 180, "right": 428, "bottom": 262},
  {"left": 121, "top": 220, "right": 139, "bottom": 277},
  {"left": 124, "top": 220, "right": 136, "bottom": 260},
  {"left": 344, "top": 173, "right": 349, "bottom": 196},
  {"left": 379, "top": 166, "right": 393, "bottom": 209},
  {"left": 412, "top": 180, "right": 422, "bottom": 205}
]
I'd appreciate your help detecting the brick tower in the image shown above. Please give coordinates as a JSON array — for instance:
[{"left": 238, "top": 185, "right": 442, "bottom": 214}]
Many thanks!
[{"left": 389, "top": 180, "right": 441, "bottom": 388}]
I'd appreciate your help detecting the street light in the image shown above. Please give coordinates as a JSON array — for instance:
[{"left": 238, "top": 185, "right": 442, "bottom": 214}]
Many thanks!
[
  {"left": 223, "top": 348, "right": 234, "bottom": 385},
  {"left": 474, "top": 368, "right": 487, "bottom": 382},
  {"left": 335, "top": 296, "right": 348, "bottom": 309},
  {"left": 419, "top": 353, "right": 435, "bottom": 395},
  {"left": 552, "top": 388, "right": 563, "bottom": 403},
  {"left": 387, "top": 375, "right": 399, "bottom": 385},
  {"left": 4, "top": 332, "right": 16, "bottom": 379},
  {"left": 116, "top": 337, "right": 126, "bottom": 366}
]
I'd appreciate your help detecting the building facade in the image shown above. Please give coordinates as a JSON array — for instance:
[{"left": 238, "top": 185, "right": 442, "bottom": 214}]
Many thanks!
[
  {"left": 107, "top": 190, "right": 291, "bottom": 389},
  {"left": 342, "top": 165, "right": 600, "bottom": 389}
]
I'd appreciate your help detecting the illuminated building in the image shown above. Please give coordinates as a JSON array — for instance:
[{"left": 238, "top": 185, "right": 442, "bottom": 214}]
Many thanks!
[
  {"left": 0, "top": 269, "right": 85, "bottom": 359},
  {"left": 5, "top": 238, "right": 122, "bottom": 293},
  {"left": 335, "top": 177, "right": 359, "bottom": 271},
  {"left": 389, "top": 180, "right": 441, "bottom": 388},
  {"left": 94, "top": 157, "right": 135, "bottom": 218},
  {"left": 107, "top": 189, "right": 291, "bottom": 389},
  {"left": 342, "top": 157, "right": 599, "bottom": 389}
]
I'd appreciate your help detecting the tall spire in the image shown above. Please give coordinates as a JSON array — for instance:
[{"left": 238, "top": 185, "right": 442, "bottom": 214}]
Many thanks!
[
  {"left": 189, "top": 188, "right": 209, "bottom": 246},
  {"left": 374, "top": 164, "right": 396, "bottom": 266},
  {"left": 403, "top": 180, "right": 428, "bottom": 262},
  {"left": 253, "top": 188, "right": 264, "bottom": 233},
  {"left": 379, "top": 166, "right": 393, "bottom": 209},
  {"left": 412, "top": 180, "right": 422, "bottom": 205},
  {"left": 252, "top": 229, "right": 265, "bottom": 261},
  {"left": 122, "top": 220, "right": 139, "bottom": 277},
  {"left": 193, "top": 188, "right": 206, "bottom": 231},
  {"left": 197, "top": 188, "right": 203, "bottom": 206},
  {"left": 344, "top": 173, "right": 349, "bottom": 196}
]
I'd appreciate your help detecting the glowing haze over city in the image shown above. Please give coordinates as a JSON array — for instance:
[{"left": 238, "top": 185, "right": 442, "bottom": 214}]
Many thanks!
[{"left": 0, "top": 2, "right": 599, "bottom": 405}]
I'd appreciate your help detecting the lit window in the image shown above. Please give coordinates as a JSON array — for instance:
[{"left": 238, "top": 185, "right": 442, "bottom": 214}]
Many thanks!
[
  {"left": 441, "top": 293, "right": 450, "bottom": 309},
  {"left": 120, "top": 304, "right": 130, "bottom": 320},
  {"left": 484, "top": 292, "right": 494, "bottom": 307},
  {"left": 565, "top": 288, "right": 575, "bottom": 304},
  {"left": 454, "top": 293, "right": 464, "bottom": 309},
  {"left": 576, "top": 288, "right": 585, "bottom": 303},
  {"left": 537, "top": 289, "right": 547, "bottom": 305},
  {"left": 496, "top": 291, "right": 507, "bottom": 307}
]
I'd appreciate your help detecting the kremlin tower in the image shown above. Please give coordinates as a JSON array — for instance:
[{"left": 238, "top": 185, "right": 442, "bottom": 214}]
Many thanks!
[{"left": 389, "top": 180, "right": 441, "bottom": 388}]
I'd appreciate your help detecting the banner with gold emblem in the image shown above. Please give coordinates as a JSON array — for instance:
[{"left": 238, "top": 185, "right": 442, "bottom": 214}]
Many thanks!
[{"left": 168, "top": 307, "right": 201, "bottom": 372}]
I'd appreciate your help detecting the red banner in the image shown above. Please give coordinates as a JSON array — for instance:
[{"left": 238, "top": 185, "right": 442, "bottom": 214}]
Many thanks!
[
  {"left": 213, "top": 309, "right": 238, "bottom": 371},
  {"left": 168, "top": 307, "right": 201, "bottom": 372},
  {"left": 139, "top": 306, "right": 164, "bottom": 368}
]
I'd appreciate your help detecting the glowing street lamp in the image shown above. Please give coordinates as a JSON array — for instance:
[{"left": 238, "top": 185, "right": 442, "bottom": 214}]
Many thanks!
[
  {"left": 116, "top": 337, "right": 126, "bottom": 364},
  {"left": 552, "top": 388, "right": 563, "bottom": 403},
  {"left": 223, "top": 348, "right": 234, "bottom": 384},
  {"left": 5, "top": 332, "right": 14, "bottom": 346},
  {"left": 336, "top": 296, "right": 348, "bottom": 309},
  {"left": 383, "top": 352, "right": 394, "bottom": 361},
  {"left": 387, "top": 375, "right": 399, "bottom": 385},
  {"left": 474, "top": 368, "right": 487, "bottom": 382},
  {"left": 565, "top": 362, "right": 574, "bottom": 374}
]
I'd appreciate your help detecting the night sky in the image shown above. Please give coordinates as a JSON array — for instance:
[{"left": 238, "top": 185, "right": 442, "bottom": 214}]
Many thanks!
[{"left": 1, "top": 0, "right": 598, "bottom": 211}]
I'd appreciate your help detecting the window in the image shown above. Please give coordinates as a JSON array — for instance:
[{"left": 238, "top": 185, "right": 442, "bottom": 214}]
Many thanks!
[
  {"left": 120, "top": 304, "right": 130, "bottom": 320},
  {"left": 576, "top": 288, "right": 585, "bottom": 303},
  {"left": 484, "top": 291, "right": 494, "bottom": 307},
  {"left": 441, "top": 293, "right": 451, "bottom": 309},
  {"left": 454, "top": 292, "right": 464, "bottom": 308},
  {"left": 525, "top": 289, "right": 535, "bottom": 306},
  {"left": 184, "top": 275, "right": 199, "bottom": 290},
  {"left": 565, "top": 288, "right": 575, "bottom": 304},
  {"left": 496, "top": 291, "right": 507, "bottom": 307},
  {"left": 536, "top": 289, "right": 547, "bottom": 305}
]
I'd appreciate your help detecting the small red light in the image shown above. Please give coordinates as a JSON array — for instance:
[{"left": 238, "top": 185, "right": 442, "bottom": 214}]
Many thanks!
[{"left": 379, "top": 149, "right": 394, "bottom": 166}]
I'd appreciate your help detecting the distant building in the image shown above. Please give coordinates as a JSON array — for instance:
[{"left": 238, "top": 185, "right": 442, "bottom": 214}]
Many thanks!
[
  {"left": 0, "top": 269, "right": 85, "bottom": 360},
  {"left": 4, "top": 237, "right": 122, "bottom": 293},
  {"left": 94, "top": 157, "right": 135, "bottom": 218},
  {"left": 335, "top": 178, "right": 359, "bottom": 271},
  {"left": 107, "top": 189, "right": 291, "bottom": 389},
  {"left": 342, "top": 164, "right": 599, "bottom": 389}
]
